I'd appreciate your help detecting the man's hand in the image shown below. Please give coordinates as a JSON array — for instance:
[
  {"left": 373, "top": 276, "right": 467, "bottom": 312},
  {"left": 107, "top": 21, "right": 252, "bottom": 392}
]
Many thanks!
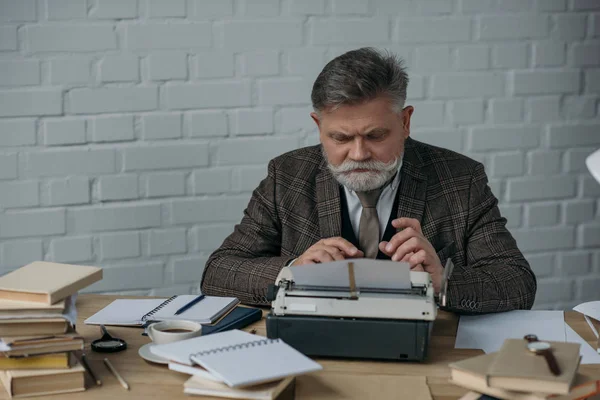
[
  {"left": 379, "top": 218, "right": 443, "bottom": 293},
  {"left": 293, "top": 237, "right": 364, "bottom": 265}
]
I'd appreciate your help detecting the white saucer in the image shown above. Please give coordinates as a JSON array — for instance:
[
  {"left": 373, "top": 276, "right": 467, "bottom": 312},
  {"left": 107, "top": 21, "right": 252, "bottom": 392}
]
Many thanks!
[{"left": 138, "top": 343, "right": 169, "bottom": 365}]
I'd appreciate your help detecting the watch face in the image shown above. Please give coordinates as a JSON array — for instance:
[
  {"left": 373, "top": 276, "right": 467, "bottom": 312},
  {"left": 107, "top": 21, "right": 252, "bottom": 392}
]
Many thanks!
[{"left": 527, "top": 341, "right": 551, "bottom": 352}]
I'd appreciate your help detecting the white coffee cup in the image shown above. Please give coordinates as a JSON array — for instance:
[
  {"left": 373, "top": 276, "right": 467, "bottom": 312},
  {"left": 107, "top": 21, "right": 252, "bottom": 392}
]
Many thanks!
[{"left": 147, "top": 320, "right": 202, "bottom": 345}]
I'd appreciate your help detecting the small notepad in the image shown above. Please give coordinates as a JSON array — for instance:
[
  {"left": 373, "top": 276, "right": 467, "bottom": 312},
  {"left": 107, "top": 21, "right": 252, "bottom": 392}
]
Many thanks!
[
  {"left": 83, "top": 295, "right": 239, "bottom": 326},
  {"left": 151, "top": 330, "right": 322, "bottom": 388}
]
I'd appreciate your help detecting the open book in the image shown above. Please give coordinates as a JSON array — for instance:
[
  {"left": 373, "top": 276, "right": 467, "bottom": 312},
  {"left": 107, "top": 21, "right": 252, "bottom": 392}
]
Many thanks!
[
  {"left": 151, "top": 330, "right": 322, "bottom": 387},
  {"left": 83, "top": 295, "right": 239, "bottom": 326}
]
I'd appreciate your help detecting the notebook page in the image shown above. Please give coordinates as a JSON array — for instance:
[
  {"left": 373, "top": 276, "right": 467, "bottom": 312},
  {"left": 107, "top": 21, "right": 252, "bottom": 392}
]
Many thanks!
[
  {"left": 150, "top": 329, "right": 257, "bottom": 366},
  {"left": 83, "top": 299, "right": 164, "bottom": 326},
  {"left": 190, "top": 338, "right": 322, "bottom": 388},
  {"left": 153, "top": 295, "right": 239, "bottom": 324}
]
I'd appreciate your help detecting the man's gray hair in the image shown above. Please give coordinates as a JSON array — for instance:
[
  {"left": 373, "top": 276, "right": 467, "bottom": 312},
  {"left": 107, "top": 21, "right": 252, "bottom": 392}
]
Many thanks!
[{"left": 311, "top": 47, "right": 409, "bottom": 113}]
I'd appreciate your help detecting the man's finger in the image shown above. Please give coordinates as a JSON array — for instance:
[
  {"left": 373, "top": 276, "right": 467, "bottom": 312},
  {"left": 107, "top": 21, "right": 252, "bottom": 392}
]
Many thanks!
[
  {"left": 410, "top": 264, "right": 425, "bottom": 272},
  {"left": 392, "top": 217, "right": 422, "bottom": 233},
  {"left": 322, "top": 237, "right": 359, "bottom": 257},
  {"left": 391, "top": 237, "right": 419, "bottom": 261},
  {"left": 408, "top": 249, "right": 427, "bottom": 267},
  {"left": 383, "top": 228, "right": 418, "bottom": 255},
  {"left": 313, "top": 249, "right": 335, "bottom": 263}
]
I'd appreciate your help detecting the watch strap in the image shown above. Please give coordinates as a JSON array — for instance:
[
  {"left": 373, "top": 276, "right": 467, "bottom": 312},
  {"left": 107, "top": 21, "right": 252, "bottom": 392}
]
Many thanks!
[{"left": 542, "top": 350, "right": 561, "bottom": 376}]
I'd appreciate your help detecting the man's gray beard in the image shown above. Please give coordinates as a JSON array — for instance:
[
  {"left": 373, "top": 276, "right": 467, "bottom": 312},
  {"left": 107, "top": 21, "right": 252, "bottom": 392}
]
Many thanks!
[{"left": 323, "top": 148, "right": 401, "bottom": 192}]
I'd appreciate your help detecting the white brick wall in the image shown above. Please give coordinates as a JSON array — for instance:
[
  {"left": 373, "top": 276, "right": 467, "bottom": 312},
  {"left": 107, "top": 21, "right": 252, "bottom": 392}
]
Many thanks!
[{"left": 0, "top": 0, "right": 597, "bottom": 308}]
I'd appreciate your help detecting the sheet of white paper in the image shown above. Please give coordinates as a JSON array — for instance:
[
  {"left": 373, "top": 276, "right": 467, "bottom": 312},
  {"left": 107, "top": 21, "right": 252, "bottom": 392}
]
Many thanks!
[
  {"left": 565, "top": 324, "right": 600, "bottom": 364},
  {"left": 83, "top": 299, "right": 164, "bottom": 325},
  {"left": 574, "top": 301, "right": 600, "bottom": 322},
  {"left": 455, "top": 310, "right": 566, "bottom": 353},
  {"left": 288, "top": 258, "right": 411, "bottom": 290}
]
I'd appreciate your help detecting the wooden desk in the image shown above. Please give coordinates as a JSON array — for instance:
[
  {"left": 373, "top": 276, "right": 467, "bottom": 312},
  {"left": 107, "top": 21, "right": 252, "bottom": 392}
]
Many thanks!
[{"left": 10, "top": 295, "right": 600, "bottom": 400}]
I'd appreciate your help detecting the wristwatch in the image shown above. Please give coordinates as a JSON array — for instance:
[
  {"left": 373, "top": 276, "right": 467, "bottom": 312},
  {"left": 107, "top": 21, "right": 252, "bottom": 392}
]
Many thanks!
[{"left": 524, "top": 334, "right": 561, "bottom": 376}]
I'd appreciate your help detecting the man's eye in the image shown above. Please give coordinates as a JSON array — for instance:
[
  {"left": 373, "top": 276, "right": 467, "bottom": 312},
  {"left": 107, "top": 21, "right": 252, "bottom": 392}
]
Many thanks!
[
  {"left": 332, "top": 135, "right": 350, "bottom": 142},
  {"left": 367, "top": 133, "right": 385, "bottom": 140}
]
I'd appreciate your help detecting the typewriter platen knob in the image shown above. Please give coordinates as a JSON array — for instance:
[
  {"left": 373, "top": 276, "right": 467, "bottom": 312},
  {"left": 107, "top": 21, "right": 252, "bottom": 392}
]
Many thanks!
[{"left": 267, "top": 284, "right": 279, "bottom": 302}]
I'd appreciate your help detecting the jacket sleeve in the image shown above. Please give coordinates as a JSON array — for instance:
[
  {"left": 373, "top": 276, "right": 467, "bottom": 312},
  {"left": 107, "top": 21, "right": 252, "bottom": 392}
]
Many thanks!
[
  {"left": 443, "top": 163, "right": 537, "bottom": 314},
  {"left": 201, "top": 160, "right": 293, "bottom": 306}
]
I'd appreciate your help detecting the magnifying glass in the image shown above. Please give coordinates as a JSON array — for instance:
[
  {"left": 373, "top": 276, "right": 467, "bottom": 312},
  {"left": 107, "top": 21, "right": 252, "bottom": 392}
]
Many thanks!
[{"left": 91, "top": 325, "right": 127, "bottom": 353}]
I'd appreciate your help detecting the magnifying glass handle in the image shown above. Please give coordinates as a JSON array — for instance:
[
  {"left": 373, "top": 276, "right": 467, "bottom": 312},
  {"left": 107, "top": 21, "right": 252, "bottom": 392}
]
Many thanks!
[{"left": 100, "top": 325, "right": 108, "bottom": 336}]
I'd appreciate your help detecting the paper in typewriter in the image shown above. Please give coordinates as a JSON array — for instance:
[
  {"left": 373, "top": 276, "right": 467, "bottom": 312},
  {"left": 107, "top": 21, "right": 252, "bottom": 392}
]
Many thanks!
[{"left": 287, "top": 258, "right": 411, "bottom": 290}]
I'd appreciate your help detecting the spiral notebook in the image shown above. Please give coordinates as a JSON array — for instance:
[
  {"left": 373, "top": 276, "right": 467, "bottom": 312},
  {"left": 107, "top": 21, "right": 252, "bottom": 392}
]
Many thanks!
[
  {"left": 83, "top": 295, "right": 239, "bottom": 326},
  {"left": 151, "top": 329, "right": 322, "bottom": 388}
]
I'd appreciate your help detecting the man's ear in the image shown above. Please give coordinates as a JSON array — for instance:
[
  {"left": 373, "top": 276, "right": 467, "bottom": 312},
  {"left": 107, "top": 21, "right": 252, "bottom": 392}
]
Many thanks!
[
  {"left": 402, "top": 106, "right": 414, "bottom": 138},
  {"left": 310, "top": 112, "right": 321, "bottom": 129}
]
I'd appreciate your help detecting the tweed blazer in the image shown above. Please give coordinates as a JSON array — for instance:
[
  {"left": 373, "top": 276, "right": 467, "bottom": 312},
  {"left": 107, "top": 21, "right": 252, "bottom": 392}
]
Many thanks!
[{"left": 201, "top": 137, "right": 537, "bottom": 314}]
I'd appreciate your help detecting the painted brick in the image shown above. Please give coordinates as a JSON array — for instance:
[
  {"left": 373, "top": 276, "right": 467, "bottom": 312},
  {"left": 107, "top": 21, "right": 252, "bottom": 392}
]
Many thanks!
[
  {"left": 189, "top": 0, "right": 233, "bottom": 18},
  {"left": 573, "top": 0, "right": 600, "bottom": 10},
  {"left": 171, "top": 197, "right": 250, "bottom": 224},
  {"left": 232, "top": 166, "right": 267, "bottom": 192},
  {"left": 432, "top": 72, "right": 505, "bottom": 98},
  {"left": 244, "top": 0, "right": 280, "bottom": 16},
  {"left": 98, "top": 232, "right": 140, "bottom": 260},
  {"left": 85, "top": 262, "right": 164, "bottom": 292},
  {"left": 191, "top": 224, "right": 234, "bottom": 252},
  {"left": 193, "top": 168, "right": 231, "bottom": 194},
  {"left": 142, "top": 113, "right": 182, "bottom": 140},
  {"left": 172, "top": 256, "right": 208, "bottom": 284},
  {"left": 289, "top": 0, "right": 325, "bottom": 14},
  {"left": 68, "top": 204, "right": 161, "bottom": 233},
  {"left": 99, "top": 55, "right": 139, "bottom": 82},
  {"left": 571, "top": 43, "right": 600, "bottom": 67},
  {"left": 0, "top": 181, "right": 39, "bottom": 208},
  {"left": 258, "top": 78, "right": 312, "bottom": 105},
  {"left": 49, "top": 236, "right": 93, "bottom": 263},
  {"left": 97, "top": 175, "right": 138, "bottom": 201},
  {"left": 492, "top": 43, "right": 528, "bottom": 69},
  {"left": 526, "top": 253, "right": 554, "bottom": 278},
  {"left": 566, "top": 149, "right": 594, "bottom": 173},
  {"left": 332, "top": 0, "right": 369, "bottom": 14},
  {"left": 216, "top": 137, "right": 299, "bottom": 165},
  {"left": 407, "top": 75, "right": 426, "bottom": 100},
  {"left": 1, "top": 240, "right": 42, "bottom": 269},
  {"left": 548, "top": 124, "right": 600, "bottom": 148},
  {"left": 144, "top": 172, "right": 186, "bottom": 198},
  {"left": 491, "top": 152, "right": 524, "bottom": 178},
  {"left": 0, "top": 89, "right": 61, "bottom": 117},
  {"left": 448, "top": 99, "right": 485, "bottom": 124},
  {"left": 412, "top": 129, "right": 463, "bottom": 153},
  {"left": 417, "top": 0, "right": 454, "bottom": 14},
  {"left": 69, "top": 87, "right": 158, "bottom": 114},
  {"left": 478, "top": 16, "right": 548, "bottom": 39},
  {"left": 278, "top": 106, "right": 314, "bottom": 133},
  {"left": 460, "top": 0, "right": 533, "bottom": 12},
  {"left": 0, "top": 0, "right": 36, "bottom": 22},
  {"left": 92, "top": 115, "right": 134, "bottom": 142},
  {"left": 0, "top": 209, "right": 65, "bottom": 238},
  {"left": 221, "top": 19, "right": 303, "bottom": 48},
  {"left": 49, "top": 57, "right": 92, "bottom": 85},
  {"left": 535, "top": 278, "right": 573, "bottom": 303},
  {"left": 489, "top": 98, "right": 524, "bottom": 123},
  {"left": 580, "top": 276, "right": 600, "bottom": 301},
  {"left": 507, "top": 176, "right": 576, "bottom": 201},
  {"left": 166, "top": 82, "right": 252, "bottom": 109},
  {"left": 147, "top": 0, "right": 186, "bottom": 17},
  {"left": 455, "top": 45, "right": 489, "bottom": 70},
  {"left": 512, "top": 227, "right": 575, "bottom": 251},
  {"left": 27, "top": 25, "right": 117, "bottom": 52},
  {"left": 244, "top": 50, "right": 280, "bottom": 77},
  {"left": 23, "top": 149, "right": 115, "bottom": 177},
  {"left": 498, "top": 204, "right": 522, "bottom": 228},
  {"left": 579, "top": 224, "right": 600, "bottom": 248},
  {"left": 553, "top": 14, "right": 587, "bottom": 40},
  {"left": 0, "top": 26, "right": 17, "bottom": 51},
  {"left": 47, "top": 177, "right": 90, "bottom": 206},
  {"left": 43, "top": 118, "right": 86, "bottom": 146},
  {"left": 47, "top": 0, "right": 87, "bottom": 19},
  {"left": 0, "top": 60, "right": 39, "bottom": 87},
  {"left": 585, "top": 69, "right": 600, "bottom": 94},
  {"left": 533, "top": 41, "right": 566, "bottom": 67},
  {"left": 196, "top": 52, "right": 234, "bottom": 78},
  {"left": 594, "top": 14, "right": 600, "bottom": 37},
  {"left": 411, "top": 102, "right": 445, "bottom": 127},
  {"left": 0, "top": 153, "right": 17, "bottom": 180},
  {"left": 534, "top": 0, "right": 566, "bottom": 11},
  {"left": 148, "top": 228, "right": 187, "bottom": 255},
  {"left": 564, "top": 96, "right": 597, "bottom": 119},
  {"left": 123, "top": 144, "right": 209, "bottom": 171},
  {"left": 513, "top": 71, "right": 580, "bottom": 95},
  {"left": 147, "top": 52, "right": 187, "bottom": 80},
  {"left": 528, "top": 97, "right": 561, "bottom": 122},
  {"left": 564, "top": 200, "right": 595, "bottom": 224},
  {"left": 469, "top": 126, "right": 540, "bottom": 151},
  {"left": 232, "top": 108, "right": 274, "bottom": 135},
  {"left": 415, "top": 46, "right": 451, "bottom": 72},
  {"left": 0, "top": 119, "right": 36, "bottom": 146},
  {"left": 126, "top": 23, "right": 210, "bottom": 49},
  {"left": 189, "top": 111, "right": 228, "bottom": 137},
  {"left": 312, "top": 18, "right": 389, "bottom": 45},
  {"left": 582, "top": 176, "right": 600, "bottom": 198},
  {"left": 395, "top": 18, "right": 470, "bottom": 42},
  {"left": 526, "top": 203, "right": 560, "bottom": 227},
  {"left": 528, "top": 151, "right": 562, "bottom": 175},
  {"left": 90, "top": 0, "right": 137, "bottom": 18}
]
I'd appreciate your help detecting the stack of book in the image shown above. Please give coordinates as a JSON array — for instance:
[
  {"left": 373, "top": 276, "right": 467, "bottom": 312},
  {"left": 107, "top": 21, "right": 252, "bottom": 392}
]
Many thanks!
[
  {"left": 450, "top": 339, "right": 600, "bottom": 400},
  {"left": 0, "top": 262, "right": 102, "bottom": 398}
]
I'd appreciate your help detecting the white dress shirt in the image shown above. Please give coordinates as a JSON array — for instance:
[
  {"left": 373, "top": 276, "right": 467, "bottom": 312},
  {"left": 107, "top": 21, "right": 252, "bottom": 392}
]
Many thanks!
[{"left": 343, "top": 159, "right": 403, "bottom": 241}]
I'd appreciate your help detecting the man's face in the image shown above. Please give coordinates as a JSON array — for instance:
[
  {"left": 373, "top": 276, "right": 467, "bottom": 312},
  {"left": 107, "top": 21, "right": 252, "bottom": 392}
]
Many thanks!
[{"left": 312, "top": 96, "right": 414, "bottom": 191}]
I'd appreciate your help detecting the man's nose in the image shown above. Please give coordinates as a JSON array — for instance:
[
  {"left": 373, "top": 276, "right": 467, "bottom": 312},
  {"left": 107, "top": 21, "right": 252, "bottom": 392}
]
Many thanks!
[{"left": 348, "top": 138, "right": 371, "bottom": 161}]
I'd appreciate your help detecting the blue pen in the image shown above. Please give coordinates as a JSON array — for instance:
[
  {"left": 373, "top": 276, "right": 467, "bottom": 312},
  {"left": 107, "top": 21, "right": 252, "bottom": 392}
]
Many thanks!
[{"left": 174, "top": 295, "right": 206, "bottom": 315}]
